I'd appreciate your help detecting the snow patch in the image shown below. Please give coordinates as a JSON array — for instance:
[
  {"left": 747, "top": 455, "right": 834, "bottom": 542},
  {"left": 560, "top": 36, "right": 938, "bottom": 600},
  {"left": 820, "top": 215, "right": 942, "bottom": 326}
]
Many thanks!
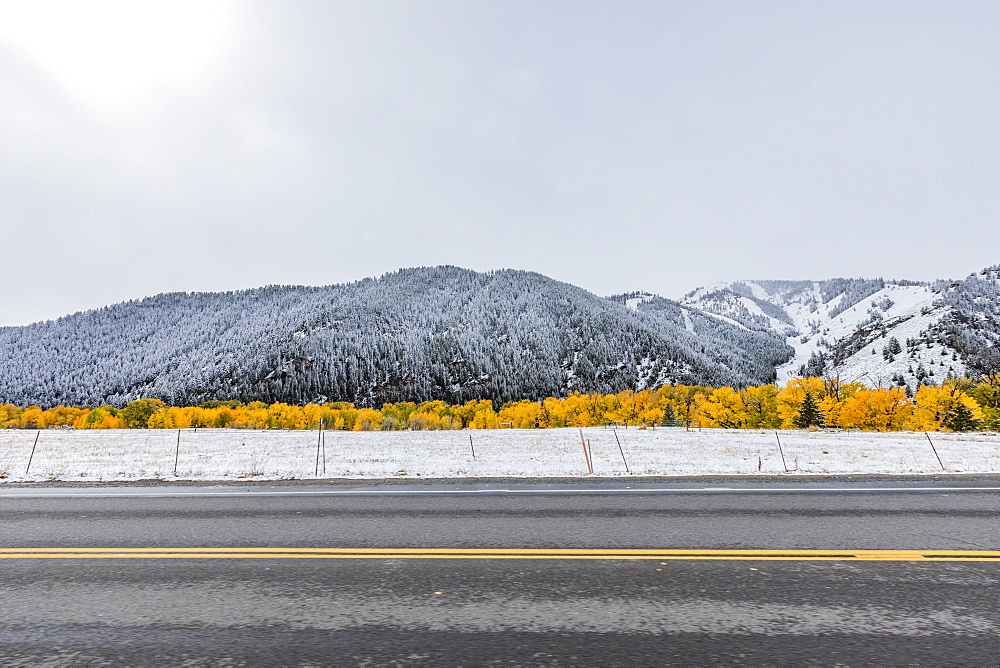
[
  {"left": 3, "top": 427, "right": 999, "bottom": 482},
  {"left": 683, "top": 278, "right": 941, "bottom": 386},
  {"left": 625, "top": 294, "right": 654, "bottom": 311},
  {"left": 681, "top": 308, "right": 695, "bottom": 333}
]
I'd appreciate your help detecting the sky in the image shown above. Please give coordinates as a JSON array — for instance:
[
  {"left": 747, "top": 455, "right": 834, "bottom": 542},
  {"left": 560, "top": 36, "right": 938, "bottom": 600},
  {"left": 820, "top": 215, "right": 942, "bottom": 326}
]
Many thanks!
[{"left": 1, "top": 0, "right": 998, "bottom": 326}]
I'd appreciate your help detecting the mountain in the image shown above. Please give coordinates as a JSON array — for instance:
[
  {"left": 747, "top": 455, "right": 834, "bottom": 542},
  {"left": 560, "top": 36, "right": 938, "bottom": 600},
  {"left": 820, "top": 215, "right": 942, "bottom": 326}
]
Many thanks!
[
  {"left": 7, "top": 263, "right": 997, "bottom": 408},
  {"left": 0, "top": 267, "right": 792, "bottom": 407},
  {"left": 680, "top": 266, "right": 1000, "bottom": 390}
]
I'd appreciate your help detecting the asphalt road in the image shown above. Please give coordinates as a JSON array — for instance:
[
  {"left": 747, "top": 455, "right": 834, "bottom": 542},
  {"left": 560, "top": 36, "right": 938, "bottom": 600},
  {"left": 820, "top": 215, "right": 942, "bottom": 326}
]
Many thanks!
[{"left": 1, "top": 480, "right": 999, "bottom": 665}]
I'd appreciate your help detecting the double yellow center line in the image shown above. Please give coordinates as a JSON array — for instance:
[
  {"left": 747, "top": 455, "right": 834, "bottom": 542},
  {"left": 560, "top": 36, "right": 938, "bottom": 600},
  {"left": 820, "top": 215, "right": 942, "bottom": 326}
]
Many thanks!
[{"left": 0, "top": 548, "right": 998, "bottom": 561}]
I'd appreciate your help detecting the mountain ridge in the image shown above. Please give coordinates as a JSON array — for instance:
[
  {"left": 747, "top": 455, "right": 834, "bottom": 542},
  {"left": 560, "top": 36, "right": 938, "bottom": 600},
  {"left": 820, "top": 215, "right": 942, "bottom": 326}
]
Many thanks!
[
  {"left": 2, "top": 263, "right": 997, "bottom": 408},
  {"left": 0, "top": 266, "right": 790, "bottom": 407}
]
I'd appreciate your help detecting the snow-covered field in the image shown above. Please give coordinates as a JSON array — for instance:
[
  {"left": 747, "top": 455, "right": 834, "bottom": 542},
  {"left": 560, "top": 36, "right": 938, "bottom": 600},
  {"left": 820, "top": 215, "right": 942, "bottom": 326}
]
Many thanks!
[{"left": 2, "top": 427, "right": 999, "bottom": 482}]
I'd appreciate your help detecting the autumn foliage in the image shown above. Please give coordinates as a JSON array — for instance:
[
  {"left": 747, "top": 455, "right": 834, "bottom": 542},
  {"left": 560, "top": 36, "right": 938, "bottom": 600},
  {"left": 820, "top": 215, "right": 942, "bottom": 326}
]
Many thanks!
[{"left": 0, "top": 377, "right": 996, "bottom": 432}]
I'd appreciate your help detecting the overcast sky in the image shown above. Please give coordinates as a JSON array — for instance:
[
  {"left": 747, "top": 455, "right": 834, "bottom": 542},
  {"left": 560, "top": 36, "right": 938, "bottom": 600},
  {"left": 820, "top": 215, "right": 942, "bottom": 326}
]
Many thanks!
[{"left": 1, "top": 0, "right": 998, "bottom": 325}]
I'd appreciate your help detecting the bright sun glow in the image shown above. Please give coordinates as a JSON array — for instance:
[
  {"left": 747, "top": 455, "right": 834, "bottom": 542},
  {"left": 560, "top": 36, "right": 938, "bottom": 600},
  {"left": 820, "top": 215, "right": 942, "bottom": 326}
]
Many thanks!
[{"left": 0, "top": 0, "right": 237, "bottom": 116}]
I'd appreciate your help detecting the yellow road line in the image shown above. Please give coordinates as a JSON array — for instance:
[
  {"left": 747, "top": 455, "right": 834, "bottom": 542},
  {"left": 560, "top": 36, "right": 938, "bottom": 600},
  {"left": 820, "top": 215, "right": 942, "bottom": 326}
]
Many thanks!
[
  {"left": 0, "top": 547, "right": 1000, "bottom": 558},
  {"left": 0, "top": 554, "right": 994, "bottom": 561},
  {"left": 0, "top": 548, "right": 997, "bottom": 561}
]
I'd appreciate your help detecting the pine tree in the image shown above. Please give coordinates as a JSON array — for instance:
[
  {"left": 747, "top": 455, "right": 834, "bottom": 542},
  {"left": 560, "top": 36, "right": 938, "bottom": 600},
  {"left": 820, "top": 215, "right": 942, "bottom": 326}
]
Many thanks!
[
  {"left": 661, "top": 403, "right": 677, "bottom": 426},
  {"left": 794, "top": 391, "right": 825, "bottom": 428},
  {"left": 942, "top": 402, "right": 982, "bottom": 432},
  {"left": 887, "top": 337, "right": 902, "bottom": 355}
]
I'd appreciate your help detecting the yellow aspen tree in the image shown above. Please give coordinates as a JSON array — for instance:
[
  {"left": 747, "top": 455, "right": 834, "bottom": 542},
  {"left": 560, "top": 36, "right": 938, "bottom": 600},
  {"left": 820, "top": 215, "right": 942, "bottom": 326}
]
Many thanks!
[
  {"left": 907, "top": 386, "right": 954, "bottom": 431},
  {"left": 907, "top": 385, "right": 985, "bottom": 431},
  {"left": 839, "top": 388, "right": 913, "bottom": 431},
  {"left": 740, "top": 385, "right": 782, "bottom": 429},
  {"left": 40, "top": 406, "right": 71, "bottom": 427},
  {"left": 820, "top": 381, "right": 864, "bottom": 428},
  {"left": 613, "top": 390, "right": 641, "bottom": 426},
  {"left": 17, "top": 406, "right": 45, "bottom": 429},
  {"left": 0, "top": 404, "right": 19, "bottom": 428},
  {"left": 695, "top": 386, "right": 747, "bottom": 428},
  {"left": 969, "top": 378, "right": 1000, "bottom": 430},
  {"left": 676, "top": 385, "right": 709, "bottom": 426},
  {"left": 638, "top": 405, "right": 665, "bottom": 427},
  {"left": 470, "top": 405, "right": 499, "bottom": 429},
  {"left": 354, "top": 407, "right": 383, "bottom": 431},
  {"left": 449, "top": 401, "right": 479, "bottom": 429},
  {"left": 166, "top": 406, "right": 192, "bottom": 428},
  {"left": 338, "top": 407, "right": 359, "bottom": 430},
  {"left": 302, "top": 403, "right": 324, "bottom": 429},
  {"left": 558, "top": 393, "right": 590, "bottom": 426},
  {"left": 147, "top": 409, "right": 175, "bottom": 429},
  {"left": 95, "top": 413, "right": 126, "bottom": 429},
  {"left": 54, "top": 407, "right": 87, "bottom": 428},
  {"left": 72, "top": 411, "right": 90, "bottom": 429},
  {"left": 498, "top": 401, "right": 544, "bottom": 429},
  {"left": 563, "top": 393, "right": 590, "bottom": 425},
  {"left": 408, "top": 411, "right": 440, "bottom": 430},
  {"left": 188, "top": 407, "right": 213, "bottom": 428},
  {"left": 74, "top": 406, "right": 124, "bottom": 429},
  {"left": 543, "top": 397, "right": 571, "bottom": 428},
  {"left": 632, "top": 389, "right": 658, "bottom": 426},
  {"left": 245, "top": 403, "right": 271, "bottom": 429}
]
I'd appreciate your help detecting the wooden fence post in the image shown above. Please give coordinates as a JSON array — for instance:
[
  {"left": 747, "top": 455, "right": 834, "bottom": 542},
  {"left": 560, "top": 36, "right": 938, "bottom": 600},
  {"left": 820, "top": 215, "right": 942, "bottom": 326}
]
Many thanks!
[
  {"left": 173, "top": 429, "right": 181, "bottom": 475},
  {"left": 321, "top": 419, "right": 326, "bottom": 475},
  {"left": 315, "top": 421, "right": 323, "bottom": 476},
  {"left": 774, "top": 431, "right": 788, "bottom": 473},
  {"left": 613, "top": 429, "right": 631, "bottom": 474},
  {"left": 24, "top": 430, "right": 40, "bottom": 475},
  {"left": 579, "top": 429, "right": 593, "bottom": 474},
  {"left": 924, "top": 432, "right": 946, "bottom": 471}
]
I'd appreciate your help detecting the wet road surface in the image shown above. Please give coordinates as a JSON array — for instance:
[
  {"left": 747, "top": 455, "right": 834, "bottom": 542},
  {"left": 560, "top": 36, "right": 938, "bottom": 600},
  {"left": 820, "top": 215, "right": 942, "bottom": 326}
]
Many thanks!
[{"left": 1, "top": 480, "right": 998, "bottom": 665}]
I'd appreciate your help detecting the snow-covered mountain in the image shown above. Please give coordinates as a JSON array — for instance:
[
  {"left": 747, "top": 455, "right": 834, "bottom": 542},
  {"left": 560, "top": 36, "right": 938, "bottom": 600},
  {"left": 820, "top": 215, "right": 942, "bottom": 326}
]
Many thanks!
[
  {"left": 0, "top": 267, "right": 791, "bottom": 407},
  {"left": 3, "top": 264, "right": 997, "bottom": 408},
  {"left": 680, "top": 266, "right": 1000, "bottom": 389}
]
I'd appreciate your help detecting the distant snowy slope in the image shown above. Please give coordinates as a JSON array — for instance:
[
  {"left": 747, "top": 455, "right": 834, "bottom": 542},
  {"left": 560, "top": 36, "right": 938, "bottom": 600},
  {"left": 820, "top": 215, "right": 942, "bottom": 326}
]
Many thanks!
[
  {"left": 681, "top": 267, "right": 1000, "bottom": 389},
  {"left": 829, "top": 266, "right": 1000, "bottom": 388},
  {"left": 626, "top": 296, "right": 793, "bottom": 386}
]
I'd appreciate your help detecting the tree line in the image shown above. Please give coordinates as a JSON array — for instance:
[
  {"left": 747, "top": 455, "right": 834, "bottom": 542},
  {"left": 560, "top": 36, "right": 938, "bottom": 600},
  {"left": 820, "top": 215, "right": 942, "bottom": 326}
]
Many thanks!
[{"left": 1, "top": 376, "right": 997, "bottom": 432}]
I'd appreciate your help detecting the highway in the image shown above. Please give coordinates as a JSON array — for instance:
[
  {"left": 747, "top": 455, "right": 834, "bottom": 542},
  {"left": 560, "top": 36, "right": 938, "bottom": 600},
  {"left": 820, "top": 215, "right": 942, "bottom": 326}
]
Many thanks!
[{"left": 1, "top": 479, "right": 999, "bottom": 664}]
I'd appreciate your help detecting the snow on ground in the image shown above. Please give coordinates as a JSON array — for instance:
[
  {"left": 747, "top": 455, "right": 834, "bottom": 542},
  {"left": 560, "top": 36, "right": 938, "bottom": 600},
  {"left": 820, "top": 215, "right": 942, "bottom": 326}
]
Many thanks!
[
  {"left": 816, "top": 285, "right": 941, "bottom": 375},
  {"left": 763, "top": 282, "right": 938, "bottom": 384},
  {"left": 698, "top": 309, "right": 752, "bottom": 331},
  {"left": 680, "top": 307, "right": 695, "bottom": 333},
  {"left": 625, "top": 293, "right": 654, "bottom": 311},
  {"left": 680, "top": 278, "right": 947, "bottom": 386},
  {"left": 1, "top": 427, "right": 999, "bottom": 482},
  {"left": 832, "top": 307, "right": 955, "bottom": 386}
]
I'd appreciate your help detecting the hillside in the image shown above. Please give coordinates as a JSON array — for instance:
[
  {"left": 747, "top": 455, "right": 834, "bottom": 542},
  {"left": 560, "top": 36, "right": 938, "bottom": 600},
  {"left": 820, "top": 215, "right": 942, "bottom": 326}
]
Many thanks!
[
  {"left": 681, "top": 266, "right": 1000, "bottom": 390},
  {"left": 6, "top": 263, "right": 996, "bottom": 408},
  {"left": 0, "top": 267, "right": 792, "bottom": 407}
]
